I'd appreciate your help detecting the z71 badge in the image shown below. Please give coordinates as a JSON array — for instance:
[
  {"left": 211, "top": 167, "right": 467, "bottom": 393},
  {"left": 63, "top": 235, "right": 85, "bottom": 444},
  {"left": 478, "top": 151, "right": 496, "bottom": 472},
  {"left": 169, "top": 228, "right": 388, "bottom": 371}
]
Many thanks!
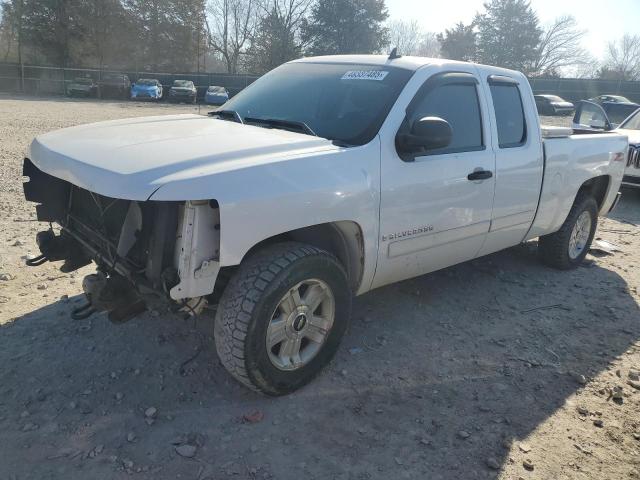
[{"left": 382, "top": 225, "right": 434, "bottom": 242}]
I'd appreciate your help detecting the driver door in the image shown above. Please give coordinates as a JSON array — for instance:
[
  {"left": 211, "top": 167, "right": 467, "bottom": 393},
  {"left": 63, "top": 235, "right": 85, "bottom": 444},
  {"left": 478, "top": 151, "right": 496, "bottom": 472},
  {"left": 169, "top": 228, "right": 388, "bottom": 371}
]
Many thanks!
[{"left": 372, "top": 71, "right": 496, "bottom": 289}]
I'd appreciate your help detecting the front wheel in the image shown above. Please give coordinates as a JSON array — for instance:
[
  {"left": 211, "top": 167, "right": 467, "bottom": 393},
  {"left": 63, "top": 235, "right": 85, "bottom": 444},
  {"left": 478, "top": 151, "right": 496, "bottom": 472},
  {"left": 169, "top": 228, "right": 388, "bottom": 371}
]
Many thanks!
[
  {"left": 214, "top": 242, "right": 351, "bottom": 395},
  {"left": 538, "top": 194, "right": 598, "bottom": 269}
]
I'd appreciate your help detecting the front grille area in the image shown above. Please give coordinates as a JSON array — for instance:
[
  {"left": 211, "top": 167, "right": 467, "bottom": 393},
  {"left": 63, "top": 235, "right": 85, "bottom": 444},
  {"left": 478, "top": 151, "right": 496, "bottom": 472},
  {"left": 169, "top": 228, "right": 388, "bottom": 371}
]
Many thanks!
[
  {"left": 628, "top": 145, "right": 640, "bottom": 168},
  {"left": 66, "top": 187, "right": 142, "bottom": 268},
  {"left": 623, "top": 175, "right": 640, "bottom": 185},
  {"left": 23, "top": 158, "right": 179, "bottom": 292}
]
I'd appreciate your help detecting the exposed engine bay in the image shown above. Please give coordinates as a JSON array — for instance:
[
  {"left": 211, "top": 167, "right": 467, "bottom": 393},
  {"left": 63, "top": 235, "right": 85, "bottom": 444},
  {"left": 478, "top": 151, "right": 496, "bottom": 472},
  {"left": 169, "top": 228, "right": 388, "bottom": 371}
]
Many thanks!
[{"left": 22, "top": 158, "right": 220, "bottom": 322}]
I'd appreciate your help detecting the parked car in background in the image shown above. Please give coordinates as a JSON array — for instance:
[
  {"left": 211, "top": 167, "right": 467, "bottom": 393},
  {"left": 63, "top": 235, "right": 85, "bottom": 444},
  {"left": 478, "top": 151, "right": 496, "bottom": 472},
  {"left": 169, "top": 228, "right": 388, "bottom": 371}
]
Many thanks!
[
  {"left": 534, "top": 94, "right": 575, "bottom": 116},
  {"left": 579, "top": 105, "right": 640, "bottom": 189},
  {"left": 573, "top": 100, "right": 640, "bottom": 189},
  {"left": 66, "top": 77, "right": 97, "bottom": 97},
  {"left": 23, "top": 55, "right": 627, "bottom": 395},
  {"left": 573, "top": 100, "right": 640, "bottom": 131},
  {"left": 169, "top": 80, "right": 197, "bottom": 103},
  {"left": 204, "top": 86, "right": 229, "bottom": 105},
  {"left": 98, "top": 73, "right": 131, "bottom": 99},
  {"left": 589, "top": 94, "right": 633, "bottom": 104},
  {"left": 130, "top": 78, "right": 163, "bottom": 101}
]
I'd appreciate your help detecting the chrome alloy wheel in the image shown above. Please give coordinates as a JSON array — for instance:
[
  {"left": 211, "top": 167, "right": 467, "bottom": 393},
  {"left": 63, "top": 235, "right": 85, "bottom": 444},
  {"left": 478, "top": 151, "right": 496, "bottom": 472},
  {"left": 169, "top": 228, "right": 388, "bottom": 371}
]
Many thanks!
[
  {"left": 568, "top": 211, "right": 592, "bottom": 259},
  {"left": 266, "top": 279, "right": 335, "bottom": 371}
]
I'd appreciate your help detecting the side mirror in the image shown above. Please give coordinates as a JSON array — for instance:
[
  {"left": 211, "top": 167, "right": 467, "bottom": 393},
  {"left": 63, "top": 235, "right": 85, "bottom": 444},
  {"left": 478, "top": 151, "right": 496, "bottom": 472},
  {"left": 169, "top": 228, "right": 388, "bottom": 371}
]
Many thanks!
[{"left": 398, "top": 116, "right": 453, "bottom": 153}]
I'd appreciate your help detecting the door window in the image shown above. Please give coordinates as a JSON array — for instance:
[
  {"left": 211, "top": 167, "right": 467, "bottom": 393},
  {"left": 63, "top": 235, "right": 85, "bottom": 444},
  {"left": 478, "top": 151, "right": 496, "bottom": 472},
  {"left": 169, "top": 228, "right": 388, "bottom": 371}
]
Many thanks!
[
  {"left": 490, "top": 83, "right": 527, "bottom": 148},
  {"left": 407, "top": 82, "right": 484, "bottom": 156}
]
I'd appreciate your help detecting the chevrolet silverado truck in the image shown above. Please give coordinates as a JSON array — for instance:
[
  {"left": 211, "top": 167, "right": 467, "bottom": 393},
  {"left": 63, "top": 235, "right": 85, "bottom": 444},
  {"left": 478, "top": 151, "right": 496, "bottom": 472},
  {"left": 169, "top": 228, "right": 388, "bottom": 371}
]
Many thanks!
[{"left": 23, "top": 55, "right": 628, "bottom": 395}]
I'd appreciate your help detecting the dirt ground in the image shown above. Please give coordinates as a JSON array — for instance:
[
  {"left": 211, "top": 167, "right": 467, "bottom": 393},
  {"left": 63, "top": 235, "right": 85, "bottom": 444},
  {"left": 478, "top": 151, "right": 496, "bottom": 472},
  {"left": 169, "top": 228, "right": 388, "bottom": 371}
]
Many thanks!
[{"left": 0, "top": 95, "right": 639, "bottom": 480}]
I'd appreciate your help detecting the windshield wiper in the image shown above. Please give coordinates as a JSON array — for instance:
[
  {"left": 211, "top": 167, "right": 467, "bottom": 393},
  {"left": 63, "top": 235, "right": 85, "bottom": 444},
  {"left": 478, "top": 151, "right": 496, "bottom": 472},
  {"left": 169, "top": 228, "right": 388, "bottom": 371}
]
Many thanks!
[
  {"left": 208, "top": 109, "right": 243, "bottom": 124},
  {"left": 243, "top": 117, "right": 317, "bottom": 137}
]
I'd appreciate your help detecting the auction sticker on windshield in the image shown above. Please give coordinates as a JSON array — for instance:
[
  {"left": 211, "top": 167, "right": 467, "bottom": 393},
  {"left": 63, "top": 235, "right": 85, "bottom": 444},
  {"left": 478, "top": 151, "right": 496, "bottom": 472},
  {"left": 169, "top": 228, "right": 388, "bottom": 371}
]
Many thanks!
[{"left": 341, "top": 70, "right": 389, "bottom": 81}]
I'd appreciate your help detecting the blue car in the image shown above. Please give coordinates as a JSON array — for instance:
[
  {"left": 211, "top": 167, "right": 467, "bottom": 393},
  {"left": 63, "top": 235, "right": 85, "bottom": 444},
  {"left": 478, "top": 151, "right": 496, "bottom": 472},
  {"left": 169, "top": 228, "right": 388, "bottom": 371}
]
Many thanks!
[
  {"left": 204, "top": 86, "right": 229, "bottom": 105},
  {"left": 130, "top": 78, "right": 163, "bottom": 101}
]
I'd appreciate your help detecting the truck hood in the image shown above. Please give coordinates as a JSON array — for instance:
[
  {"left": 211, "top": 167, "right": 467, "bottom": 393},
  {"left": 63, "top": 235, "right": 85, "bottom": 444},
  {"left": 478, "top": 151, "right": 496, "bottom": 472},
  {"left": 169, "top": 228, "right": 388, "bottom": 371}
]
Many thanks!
[{"left": 29, "top": 114, "right": 335, "bottom": 200}]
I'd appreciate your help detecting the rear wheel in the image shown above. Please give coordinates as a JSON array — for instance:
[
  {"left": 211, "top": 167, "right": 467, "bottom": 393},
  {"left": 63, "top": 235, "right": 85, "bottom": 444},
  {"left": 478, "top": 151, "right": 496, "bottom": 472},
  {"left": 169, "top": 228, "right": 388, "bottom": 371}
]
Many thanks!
[
  {"left": 214, "top": 242, "right": 351, "bottom": 395},
  {"left": 538, "top": 194, "right": 598, "bottom": 269}
]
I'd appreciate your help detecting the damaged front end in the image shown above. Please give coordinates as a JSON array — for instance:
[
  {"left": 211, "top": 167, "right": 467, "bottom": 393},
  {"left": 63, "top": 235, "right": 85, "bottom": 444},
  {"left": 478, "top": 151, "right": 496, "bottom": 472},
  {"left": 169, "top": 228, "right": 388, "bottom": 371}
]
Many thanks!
[{"left": 22, "top": 158, "right": 220, "bottom": 322}]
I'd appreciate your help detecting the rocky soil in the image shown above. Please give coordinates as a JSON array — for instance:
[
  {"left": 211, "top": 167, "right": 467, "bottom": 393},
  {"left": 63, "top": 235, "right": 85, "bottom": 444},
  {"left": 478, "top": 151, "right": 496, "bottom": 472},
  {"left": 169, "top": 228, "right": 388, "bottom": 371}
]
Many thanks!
[{"left": 0, "top": 96, "right": 639, "bottom": 479}]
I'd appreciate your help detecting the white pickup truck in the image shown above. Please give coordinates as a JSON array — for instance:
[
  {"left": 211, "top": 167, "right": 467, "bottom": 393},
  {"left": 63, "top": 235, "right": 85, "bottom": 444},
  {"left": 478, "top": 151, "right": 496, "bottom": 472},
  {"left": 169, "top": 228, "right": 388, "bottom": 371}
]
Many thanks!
[{"left": 23, "top": 55, "right": 628, "bottom": 395}]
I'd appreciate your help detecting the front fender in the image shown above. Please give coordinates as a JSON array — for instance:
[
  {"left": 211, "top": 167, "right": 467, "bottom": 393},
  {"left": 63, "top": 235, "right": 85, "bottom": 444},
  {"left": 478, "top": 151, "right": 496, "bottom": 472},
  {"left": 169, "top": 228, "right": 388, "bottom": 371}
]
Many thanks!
[{"left": 150, "top": 139, "right": 381, "bottom": 292}]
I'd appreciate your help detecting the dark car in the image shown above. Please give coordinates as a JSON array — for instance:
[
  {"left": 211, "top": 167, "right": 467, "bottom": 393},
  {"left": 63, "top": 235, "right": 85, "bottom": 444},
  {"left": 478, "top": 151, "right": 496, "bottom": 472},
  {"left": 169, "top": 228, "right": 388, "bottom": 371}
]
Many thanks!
[
  {"left": 534, "top": 94, "right": 575, "bottom": 116},
  {"left": 589, "top": 94, "right": 633, "bottom": 104},
  {"left": 66, "top": 77, "right": 98, "bottom": 97},
  {"left": 98, "top": 73, "right": 131, "bottom": 99},
  {"left": 168, "top": 80, "right": 197, "bottom": 104},
  {"left": 572, "top": 100, "right": 640, "bottom": 131}
]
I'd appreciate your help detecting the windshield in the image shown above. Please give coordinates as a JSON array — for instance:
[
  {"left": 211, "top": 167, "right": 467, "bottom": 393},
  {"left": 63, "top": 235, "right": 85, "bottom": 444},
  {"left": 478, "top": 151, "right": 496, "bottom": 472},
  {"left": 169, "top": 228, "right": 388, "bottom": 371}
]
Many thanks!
[
  {"left": 620, "top": 108, "right": 640, "bottom": 130},
  {"left": 137, "top": 79, "right": 157, "bottom": 86},
  {"left": 208, "top": 86, "right": 225, "bottom": 93},
  {"left": 543, "top": 95, "right": 564, "bottom": 102},
  {"left": 603, "top": 103, "right": 639, "bottom": 125},
  {"left": 173, "top": 80, "right": 193, "bottom": 88},
  {"left": 222, "top": 62, "right": 414, "bottom": 145}
]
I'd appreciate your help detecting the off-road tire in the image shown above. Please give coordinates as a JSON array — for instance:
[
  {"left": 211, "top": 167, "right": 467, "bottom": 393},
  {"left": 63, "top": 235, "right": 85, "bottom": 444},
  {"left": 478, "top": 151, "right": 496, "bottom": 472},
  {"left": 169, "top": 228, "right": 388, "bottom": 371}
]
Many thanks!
[
  {"left": 538, "top": 193, "right": 598, "bottom": 269},
  {"left": 214, "top": 242, "right": 351, "bottom": 395}
]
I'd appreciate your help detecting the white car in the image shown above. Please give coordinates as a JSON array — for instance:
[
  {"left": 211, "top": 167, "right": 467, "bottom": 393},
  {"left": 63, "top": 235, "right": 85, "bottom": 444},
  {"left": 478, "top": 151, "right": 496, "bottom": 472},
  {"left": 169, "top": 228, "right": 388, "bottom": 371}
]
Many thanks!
[
  {"left": 573, "top": 101, "right": 640, "bottom": 188},
  {"left": 619, "top": 110, "right": 640, "bottom": 188},
  {"left": 23, "top": 55, "right": 627, "bottom": 395}
]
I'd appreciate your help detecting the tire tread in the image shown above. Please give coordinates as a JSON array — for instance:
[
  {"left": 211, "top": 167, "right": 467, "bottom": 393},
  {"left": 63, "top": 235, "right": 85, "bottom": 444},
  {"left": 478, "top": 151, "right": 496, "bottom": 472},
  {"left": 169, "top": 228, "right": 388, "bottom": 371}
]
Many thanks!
[
  {"left": 538, "top": 193, "right": 597, "bottom": 269},
  {"left": 214, "top": 242, "right": 344, "bottom": 393}
]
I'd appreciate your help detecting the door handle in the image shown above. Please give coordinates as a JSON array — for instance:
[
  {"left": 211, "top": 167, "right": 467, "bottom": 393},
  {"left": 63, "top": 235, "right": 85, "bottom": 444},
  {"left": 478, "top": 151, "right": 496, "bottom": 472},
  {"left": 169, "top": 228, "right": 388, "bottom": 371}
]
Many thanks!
[{"left": 467, "top": 170, "right": 493, "bottom": 181}]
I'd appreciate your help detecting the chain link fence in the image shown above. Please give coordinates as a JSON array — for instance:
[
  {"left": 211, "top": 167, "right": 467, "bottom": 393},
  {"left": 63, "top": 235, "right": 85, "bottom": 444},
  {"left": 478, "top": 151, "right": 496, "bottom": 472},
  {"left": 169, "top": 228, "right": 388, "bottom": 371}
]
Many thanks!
[
  {"left": 2, "top": 62, "right": 640, "bottom": 104},
  {"left": 0, "top": 63, "right": 259, "bottom": 98},
  {"left": 528, "top": 77, "right": 640, "bottom": 103}
]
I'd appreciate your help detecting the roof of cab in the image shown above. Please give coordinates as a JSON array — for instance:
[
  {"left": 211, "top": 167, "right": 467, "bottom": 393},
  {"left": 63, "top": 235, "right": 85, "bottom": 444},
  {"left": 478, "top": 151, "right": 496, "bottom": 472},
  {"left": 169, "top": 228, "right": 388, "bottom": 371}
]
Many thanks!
[
  {"left": 292, "top": 54, "right": 440, "bottom": 71},
  {"left": 291, "top": 55, "right": 526, "bottom": 81}
]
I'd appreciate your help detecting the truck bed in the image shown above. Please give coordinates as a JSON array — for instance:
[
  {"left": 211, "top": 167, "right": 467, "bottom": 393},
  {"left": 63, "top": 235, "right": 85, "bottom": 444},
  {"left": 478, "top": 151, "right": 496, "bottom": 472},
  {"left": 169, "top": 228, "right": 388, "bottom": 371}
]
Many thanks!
[{"left": 526, "top": 127, "right": 628, "bottom": 240}]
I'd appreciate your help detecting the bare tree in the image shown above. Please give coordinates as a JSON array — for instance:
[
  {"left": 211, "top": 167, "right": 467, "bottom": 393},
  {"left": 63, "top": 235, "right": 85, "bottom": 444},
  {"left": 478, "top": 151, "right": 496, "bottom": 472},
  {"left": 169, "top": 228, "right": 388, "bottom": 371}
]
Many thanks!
[
  {"left": 206, "top": 0, "right": 256, "bottom": 73},
  {"left": 532, "top": 15, "right": 590, "bottom": 76},
  {"left": 243, "top": 0, "right": 312, "bottom": 73},
  {"left": 388, "top": 19, "right": 421, "bottom": 55},
  {"left": 387, "top": 19, "right": 440, "bottom": 57},
  {"left": 604, "top": 34, "right": 640, "bottom": 81},
  {"left": 262, "top": 0, "right": 313, "bottom": 44},
  {"left": 415, "top": 31, "right": 440, "bottom": 58}
]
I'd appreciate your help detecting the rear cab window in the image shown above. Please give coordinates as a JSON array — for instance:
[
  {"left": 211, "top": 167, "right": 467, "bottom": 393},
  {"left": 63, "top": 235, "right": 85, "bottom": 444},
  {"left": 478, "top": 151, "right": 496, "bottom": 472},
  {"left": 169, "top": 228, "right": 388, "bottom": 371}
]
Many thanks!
[{"left": 488, "top": 76, "right": 527, "bottom": 148}]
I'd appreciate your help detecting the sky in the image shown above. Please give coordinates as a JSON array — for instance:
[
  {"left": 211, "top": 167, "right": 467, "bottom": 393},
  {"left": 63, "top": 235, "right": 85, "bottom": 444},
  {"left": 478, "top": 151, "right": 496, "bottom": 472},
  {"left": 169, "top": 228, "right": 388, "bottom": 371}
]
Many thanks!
[{"left": 385, "top": 0, "right": 640, "bottom": 60}]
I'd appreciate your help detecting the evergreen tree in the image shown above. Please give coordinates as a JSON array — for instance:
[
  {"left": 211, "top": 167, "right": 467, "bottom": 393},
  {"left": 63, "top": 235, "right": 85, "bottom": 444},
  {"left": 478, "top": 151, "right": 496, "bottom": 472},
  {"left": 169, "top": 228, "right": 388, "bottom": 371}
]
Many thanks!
[
  {"left": 437, "top": 22, "right": 476, "bottom": 62},
  {"left": 244, "top": 6, "right": 301, "bottom": 74},
  {"left": 474, "top": 0, "right": 541, "bottom": 73},
  {"left": 303, "top": 0, "right": 389, "bottom": 56}
]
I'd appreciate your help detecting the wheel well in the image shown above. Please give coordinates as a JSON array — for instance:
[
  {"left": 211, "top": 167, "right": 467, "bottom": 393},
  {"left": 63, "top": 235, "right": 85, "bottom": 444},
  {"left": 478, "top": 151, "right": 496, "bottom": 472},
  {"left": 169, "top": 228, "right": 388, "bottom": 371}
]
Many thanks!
[
  {"left": 577, "top": 175, "right": 610, "bottom": 211},
  {"left": 213, "top": 222, "right": 365, "bottom": 301}
]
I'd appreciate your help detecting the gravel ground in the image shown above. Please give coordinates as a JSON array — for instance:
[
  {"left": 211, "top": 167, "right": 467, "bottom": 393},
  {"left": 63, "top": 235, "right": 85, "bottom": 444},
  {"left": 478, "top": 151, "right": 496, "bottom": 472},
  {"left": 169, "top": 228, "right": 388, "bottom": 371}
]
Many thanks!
[{"left": 0, "top": 96, "right": 639, "bottom": 480}]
